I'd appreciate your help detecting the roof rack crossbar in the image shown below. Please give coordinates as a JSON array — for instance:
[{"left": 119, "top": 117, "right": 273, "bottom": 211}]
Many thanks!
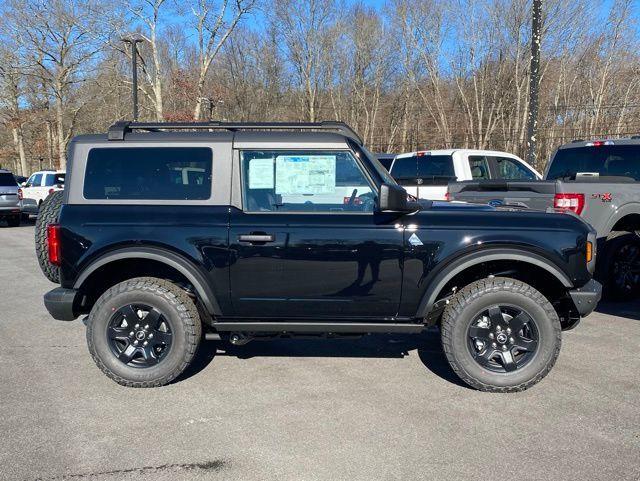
[{"left": 107, "top": 120, "right": 363, "bottom": 144}]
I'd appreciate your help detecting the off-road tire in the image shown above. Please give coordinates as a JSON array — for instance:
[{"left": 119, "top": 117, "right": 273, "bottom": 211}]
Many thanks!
[
  {"left": 35, "top": 190, "right": 63, "bottom": 283},
  {"left": 6, "top": 215, "right": 20, "bottom": 227},
  {"left": 440, "top": 277, "right": 561, "bottom": 393},
  {"left": 86, "top": 277, "right": 202, "bottom": 387},
  {"left": 602, "top": 232, "right": 640, "bottom": 301}
]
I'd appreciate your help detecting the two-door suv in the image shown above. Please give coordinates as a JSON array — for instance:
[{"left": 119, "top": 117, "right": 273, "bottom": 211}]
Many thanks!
[{"left": 41, "top": 121, "right": 601, "bottom": 391}]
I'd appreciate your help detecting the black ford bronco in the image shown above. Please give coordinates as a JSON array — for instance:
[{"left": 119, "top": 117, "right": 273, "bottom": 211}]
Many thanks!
[{"left": 40, "top": 121, "right": 601, "bottom": 391}]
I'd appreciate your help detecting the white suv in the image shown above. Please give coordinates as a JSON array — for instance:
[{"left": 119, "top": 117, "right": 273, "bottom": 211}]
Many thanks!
[
  {"left": 21, "top": 170, "right": 66, "bottom": 215},
  {"left": 389, "top": 149, "right": 541, "bottom": 200}
]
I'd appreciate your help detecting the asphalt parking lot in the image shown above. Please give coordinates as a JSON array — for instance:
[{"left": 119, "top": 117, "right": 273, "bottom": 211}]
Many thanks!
[{"left": 0, "top": 222, "right": 639, "bottom": 481}]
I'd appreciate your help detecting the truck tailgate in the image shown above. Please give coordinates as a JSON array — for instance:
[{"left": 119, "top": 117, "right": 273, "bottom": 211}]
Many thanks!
[{"left": 448, "top": 180, "right": 557, "bottom": 210}]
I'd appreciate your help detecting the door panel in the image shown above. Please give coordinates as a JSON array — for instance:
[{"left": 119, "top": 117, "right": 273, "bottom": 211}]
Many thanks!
[{"left": 229, "top": 210, "right": 404, "bottom": 319}]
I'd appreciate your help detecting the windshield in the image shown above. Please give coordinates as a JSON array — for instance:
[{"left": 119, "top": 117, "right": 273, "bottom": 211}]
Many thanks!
[
  {"left": 359, "top": 144, "right": 398, "bottom": 186},
  {"left": 0, "top": 173, "right": 17, "bottom": 187},
  {"left": 547, "top": 145, "right": 640, "bottom": 181}
]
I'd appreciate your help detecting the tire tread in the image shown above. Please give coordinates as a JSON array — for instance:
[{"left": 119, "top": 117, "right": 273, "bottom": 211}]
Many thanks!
[
  {"left": 440, "top": 277, "right": 561, "bottom": 393},
  {"left": 86, "top": 277, "right": 201, "bottom": 388}
]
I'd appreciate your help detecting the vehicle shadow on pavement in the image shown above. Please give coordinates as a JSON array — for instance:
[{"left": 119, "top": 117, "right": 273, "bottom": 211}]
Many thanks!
[
  {"left": 596, "top": 300, "right": 640, "bottom": 321},
  {"left": 177, "top": 329, "right": 470, "bottom": 388}
]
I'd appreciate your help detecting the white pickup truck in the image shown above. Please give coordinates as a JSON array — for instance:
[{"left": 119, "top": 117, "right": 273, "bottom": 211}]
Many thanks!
[{"left": 388, "top": 149, "right": 541, "bottom": 200}]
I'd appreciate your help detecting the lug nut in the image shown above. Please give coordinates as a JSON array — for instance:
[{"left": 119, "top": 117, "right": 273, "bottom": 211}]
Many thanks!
[
  {"left": 143, "top": 341, "right": 148, "bottom": 346},
  {"left": 496, "top": 325, "right": 502, "bottom": 331},
  {"left": 129, "top": 331, "right": 134, "bottom": 337},
  {"left": 502, "top": 345, "right": 508, "bottom": 351},
  {"left": 133, "top": 340, "right": 138, "bottom": 346},
  {"left": 489, "top": 333, "right": 494, "bottom": 339},
  {"left": 149, "top": 333, "right": 154, "bottom": 339},
  {"left": 506, "top": 328, "right": 512, "bottom": 334},
  {"left": 492, "top": 342, "right": 497, "bottom": 348},
  {"left": 509, "top": 337, "right": 514, "bottom": 344},
  {"left": 144, "top": 324, "right": 149, "bottom": 329},
  {"left": 134, "top": 324, "right": 140, "bottom": 329}
]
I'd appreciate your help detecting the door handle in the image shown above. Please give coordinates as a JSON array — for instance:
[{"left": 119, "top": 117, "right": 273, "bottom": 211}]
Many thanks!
[{"left": 238, "top": 234, "right": 275, "bottom": 243}]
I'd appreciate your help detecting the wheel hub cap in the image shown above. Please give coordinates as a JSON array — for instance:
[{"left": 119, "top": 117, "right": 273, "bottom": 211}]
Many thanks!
[{"left": 467, "top": 305, "right": 540, "bottom": 373}]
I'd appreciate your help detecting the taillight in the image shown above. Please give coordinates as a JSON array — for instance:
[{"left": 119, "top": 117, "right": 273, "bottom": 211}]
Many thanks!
[
  {"left": 554, "top": 193, "right": 585, "bottom": 215},
  {"left": 585, "top": 140, "right": 614, "bottom": 147},
  {"left": 445, "top": 192, "right": 451, "bottom": 201},
  {"left": 48, "top": 188, "right": 55, "bottom": 195},
  {"left": 17, "top": 188, "right": 23, "bottom": 200},
  {"left": 47, "top": 224, "right": 61, "bottom": 266}
]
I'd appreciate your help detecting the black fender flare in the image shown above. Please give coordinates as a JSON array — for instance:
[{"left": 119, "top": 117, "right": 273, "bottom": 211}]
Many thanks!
[
  {"left": 416, "top": 248, "right": 573, "bottom": 318},
  {"left": 73, "top": 247, "right": 221, "bottom": 315}
]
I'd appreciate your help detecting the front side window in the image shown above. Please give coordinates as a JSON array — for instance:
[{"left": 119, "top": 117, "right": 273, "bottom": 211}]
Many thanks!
[
  {"left": 28, "top": 173, "right": 43, "bottom": 187},
  {"left": 493, "top": 157, "right": 536, "bottom": 180},
  {"left": 469, "top": 156, "right": 491, "bottom": 179},
  {"left": 241, "top": 150, "right": 376, "bottom": 212},
  {"left": 84, "top": 147, "right": 212, "bottom": 200}
]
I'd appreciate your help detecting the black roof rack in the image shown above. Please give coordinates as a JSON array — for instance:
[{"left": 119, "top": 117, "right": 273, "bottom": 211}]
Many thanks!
[{"left": 107, "top": 120, "right": 363, "bottom": 144}]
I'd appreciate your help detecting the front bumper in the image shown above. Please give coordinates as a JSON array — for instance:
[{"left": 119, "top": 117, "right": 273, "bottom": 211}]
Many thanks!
[
  {"left": 44, "top": 287, "right": 80, "bottom": 321},
  {"left": 569, "top": 279, "right": 602, "bottom": 318}
]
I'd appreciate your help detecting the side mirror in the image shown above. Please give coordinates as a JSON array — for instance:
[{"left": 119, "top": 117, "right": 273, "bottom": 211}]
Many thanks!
[{"left": 379, "top": 183, "right": 411, "bottom": 212}]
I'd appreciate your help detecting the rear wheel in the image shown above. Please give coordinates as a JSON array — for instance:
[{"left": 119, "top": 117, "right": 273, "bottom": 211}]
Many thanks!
[
  {"left": 604, "top": 232, "right": 640, "bottom": 300},
  {"left": 441, "top": 277, "right": 561, "bottom": 392},
  {"left": 35, "top": 190, "right": 63, "bottom": 283},
  {"left": 86, "top": 277, "right": 202, "bottom": 387}
]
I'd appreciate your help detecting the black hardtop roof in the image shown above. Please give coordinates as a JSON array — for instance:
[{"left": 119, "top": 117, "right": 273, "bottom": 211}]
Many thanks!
[{"left": 104, "top": 120, "right": 363, "bottom": 145}]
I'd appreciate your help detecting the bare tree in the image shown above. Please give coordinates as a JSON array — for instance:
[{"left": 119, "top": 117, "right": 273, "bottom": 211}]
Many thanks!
[
  {"left": 6, "top": 0, "right": 112, "bottom": 169},
  {"left": 191, "top": 0, "right": 255, "bottom": 120}
]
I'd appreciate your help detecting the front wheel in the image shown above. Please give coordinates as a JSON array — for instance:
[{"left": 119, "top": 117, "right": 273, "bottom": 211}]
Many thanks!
[
  {"left": 86, "top": 277, "right": 202, "bottom": 387},
  {"left": 440, "top": 277, "right": 561, "bottom": 392}
]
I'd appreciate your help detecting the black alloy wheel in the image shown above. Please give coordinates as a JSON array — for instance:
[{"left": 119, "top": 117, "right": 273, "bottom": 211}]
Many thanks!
[
  {"left": 611, "top": 241, "right": 640, "bottom": 297},
  {"left": 467, "top": 305, "right": 539, "bottom": 373},
  {"left": 107, "top": 304, "right": 173, "bottom": 367}
]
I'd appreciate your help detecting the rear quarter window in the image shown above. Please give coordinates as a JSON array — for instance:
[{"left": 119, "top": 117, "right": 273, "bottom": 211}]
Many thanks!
[{"left": 83, "top": 147, "right": 213, "bottom": 200}]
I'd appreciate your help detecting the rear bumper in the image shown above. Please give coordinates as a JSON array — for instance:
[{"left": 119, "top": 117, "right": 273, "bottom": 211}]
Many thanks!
[
  {"left": 44, "top": 287, "right": 80, "bottom": 321},
  {"left": 0, "top": 206, "right": 21, "bottom": 217},
  {"left": 569, "top": 279, "right": 602, "bottom": 318}
]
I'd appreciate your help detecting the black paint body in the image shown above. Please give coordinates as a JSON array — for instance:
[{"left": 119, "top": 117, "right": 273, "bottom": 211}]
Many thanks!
[{"left": 58, "top": 200, "right": 594, "bottom": 322}]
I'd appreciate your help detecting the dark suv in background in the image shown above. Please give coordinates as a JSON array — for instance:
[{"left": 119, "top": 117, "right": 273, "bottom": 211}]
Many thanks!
[
  {"left": 0, "top": 169, "right": 22, "bottom": 227},
  {"left": 39, "top": 121, "right": 601, "bottom": 392}
]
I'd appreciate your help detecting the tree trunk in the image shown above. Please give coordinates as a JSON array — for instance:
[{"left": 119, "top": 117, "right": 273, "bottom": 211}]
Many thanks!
[
  {"left": 11, "top": 125, "right": 28, "bottom": 177},
  {"left": 55, "top": 95, "right": 66, "bottom": 170}
]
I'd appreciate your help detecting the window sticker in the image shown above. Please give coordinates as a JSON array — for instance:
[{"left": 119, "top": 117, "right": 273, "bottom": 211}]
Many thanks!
[
  {"left": 275, "top": 155, "right": 336, "bottom": 194},
  {"left": 248, "top": 158, "right": 275, "bottom": 189}
]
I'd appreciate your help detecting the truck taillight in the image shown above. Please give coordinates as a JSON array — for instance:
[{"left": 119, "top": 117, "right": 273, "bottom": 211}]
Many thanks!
[
  {"left": 47, "top": 224, "right": 61, "bottom": 266},
  {"left": 554, "top": 193, "right": 585, "bottom": 215},
  {"left": 17, "top": 188, "right": 23, "bottom": 200}
]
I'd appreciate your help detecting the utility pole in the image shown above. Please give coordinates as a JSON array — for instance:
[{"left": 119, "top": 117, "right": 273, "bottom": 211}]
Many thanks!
[
  {"left": 526, "top": 0, "right": 542, "bottom": 168},
  {"left": 122, "top": 37, "right": 144, "bottom": 121}
]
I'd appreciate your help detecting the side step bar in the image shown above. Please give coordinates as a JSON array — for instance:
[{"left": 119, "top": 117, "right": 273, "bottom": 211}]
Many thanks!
[{"left": 210, "top": 322, "right": 426, "bottom": 334}]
